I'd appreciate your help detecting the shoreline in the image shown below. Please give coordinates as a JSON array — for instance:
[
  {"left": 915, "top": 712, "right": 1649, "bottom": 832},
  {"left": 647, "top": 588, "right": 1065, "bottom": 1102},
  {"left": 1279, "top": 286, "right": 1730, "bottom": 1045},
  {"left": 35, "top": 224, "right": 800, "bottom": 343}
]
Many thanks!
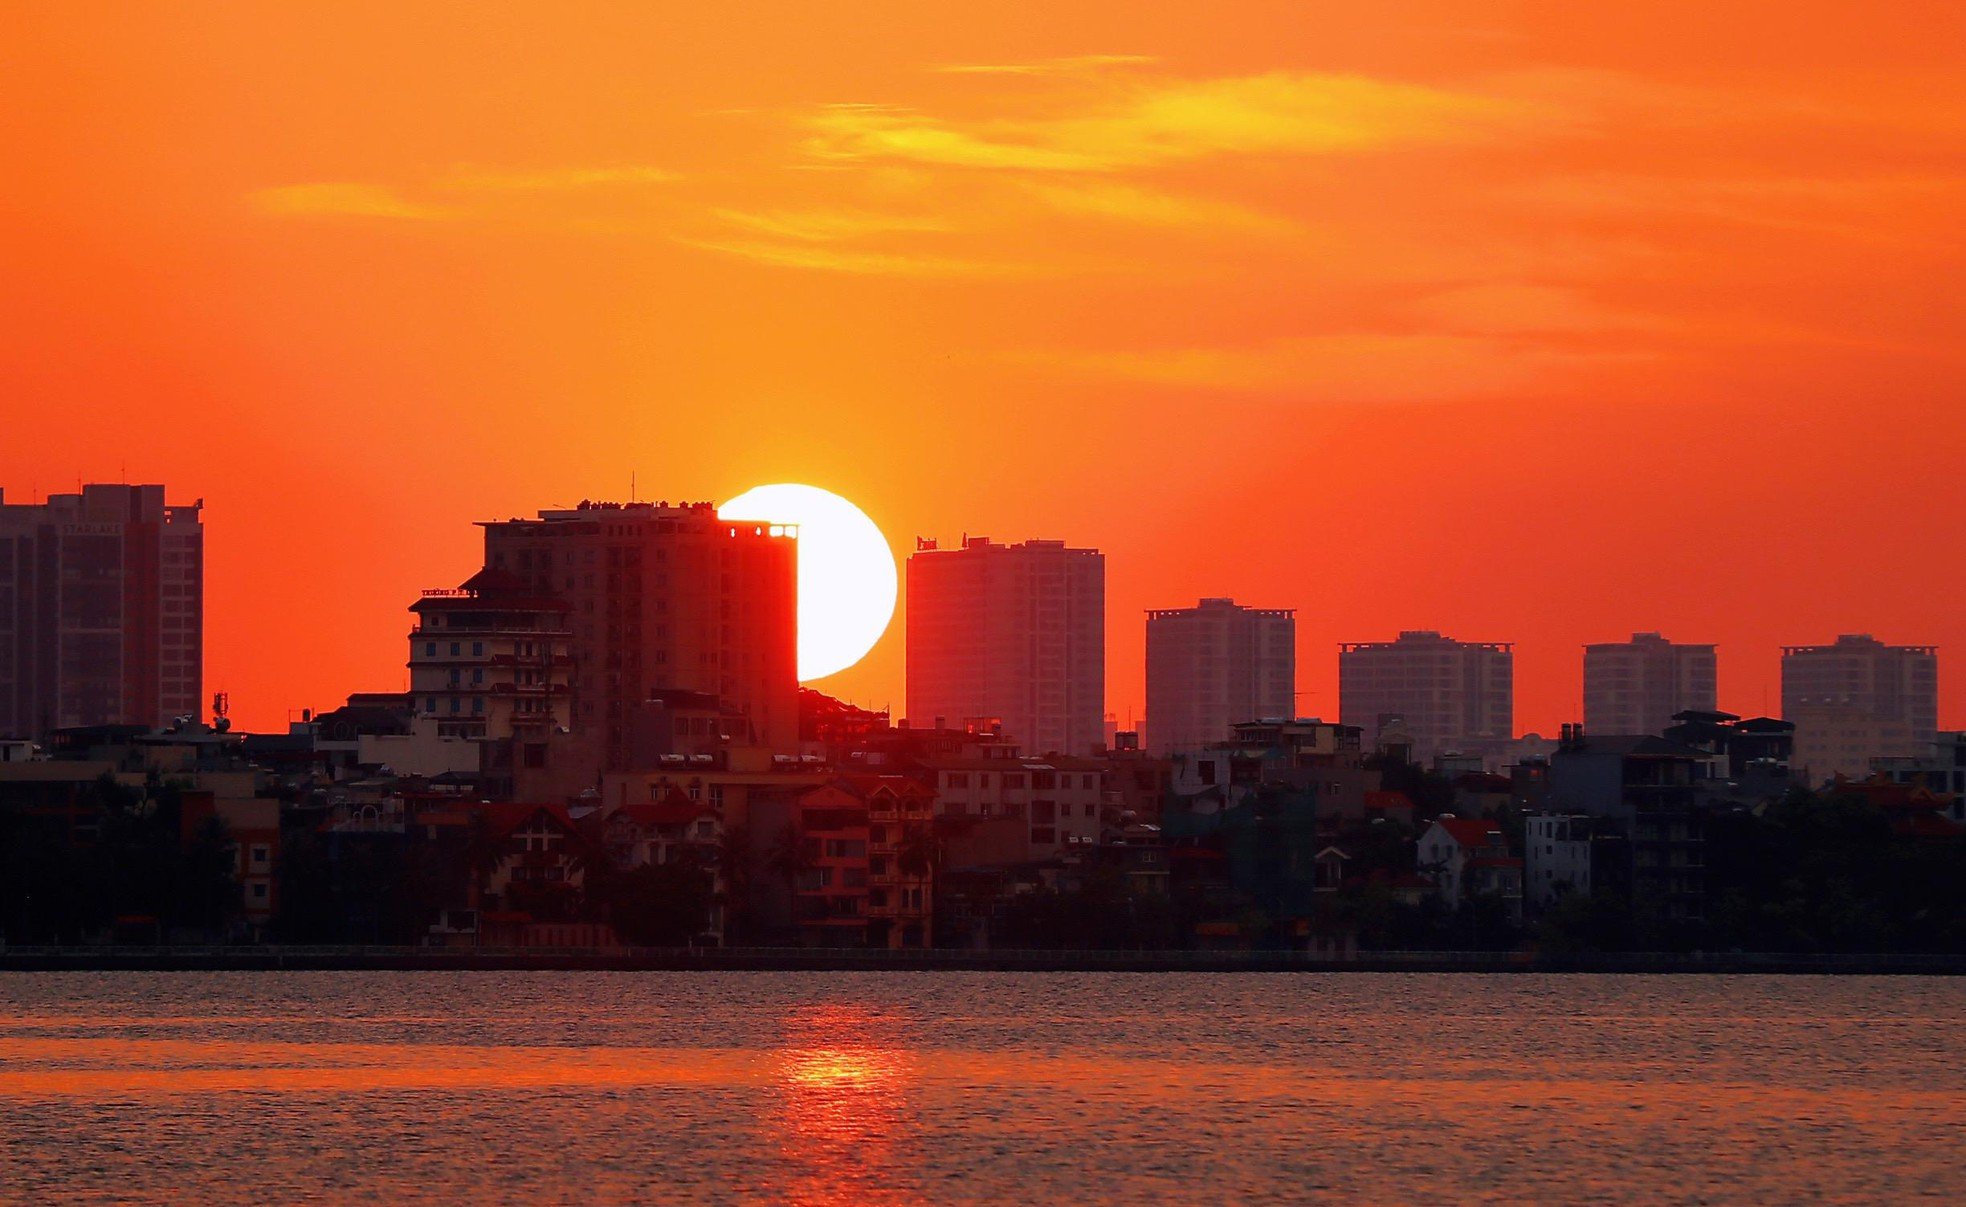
[{"left": 1, "top": 946, "right": 1960, "bottom": 975}]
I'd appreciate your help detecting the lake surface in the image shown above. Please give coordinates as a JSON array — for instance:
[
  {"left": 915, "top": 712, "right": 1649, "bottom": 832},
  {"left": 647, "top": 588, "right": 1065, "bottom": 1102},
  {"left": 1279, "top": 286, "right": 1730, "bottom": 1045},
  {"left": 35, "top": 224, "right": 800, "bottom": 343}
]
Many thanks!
[{"left": 0, "top": 972, "right": 1959, "bottom": 1203}]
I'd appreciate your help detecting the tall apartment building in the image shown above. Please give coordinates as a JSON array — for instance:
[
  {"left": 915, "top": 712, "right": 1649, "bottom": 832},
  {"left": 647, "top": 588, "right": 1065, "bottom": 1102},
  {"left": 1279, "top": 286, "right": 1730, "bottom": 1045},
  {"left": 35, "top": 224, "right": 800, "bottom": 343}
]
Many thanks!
[
  {"left": 0, "top": 484, "right": 202, "bottom": 737},
  {"left": 1782, "top": 634, "right": 1939, "bottom": 746},
  {"left": 906, "top": 536, "right": 1104, "bottom": 757},
  {"left": 1145, "top": 597, "right": 1295, "bottom": 754},
  {"left": 1583, "top": 632, "right": 1718, "bottom": 737},
  {"left": 477, "top": 500, "right": 798, "bottom": 768},
  {"left": 1338, "top": 630, "right": 1513, "bottom": 762}
]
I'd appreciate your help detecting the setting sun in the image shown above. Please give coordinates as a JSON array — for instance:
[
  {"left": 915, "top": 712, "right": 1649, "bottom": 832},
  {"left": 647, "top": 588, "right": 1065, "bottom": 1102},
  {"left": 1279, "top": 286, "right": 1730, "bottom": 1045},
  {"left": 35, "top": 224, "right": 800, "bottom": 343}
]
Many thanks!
[{"left": 720, "top": 484, "right": 898, "bottom": 682}]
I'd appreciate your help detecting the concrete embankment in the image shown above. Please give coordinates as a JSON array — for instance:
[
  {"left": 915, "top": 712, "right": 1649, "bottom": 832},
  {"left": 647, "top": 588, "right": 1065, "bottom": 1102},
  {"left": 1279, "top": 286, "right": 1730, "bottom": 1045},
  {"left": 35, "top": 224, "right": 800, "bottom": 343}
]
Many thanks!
[{"left": 1, "top": 946, "right": 1960, "bottom": 974}]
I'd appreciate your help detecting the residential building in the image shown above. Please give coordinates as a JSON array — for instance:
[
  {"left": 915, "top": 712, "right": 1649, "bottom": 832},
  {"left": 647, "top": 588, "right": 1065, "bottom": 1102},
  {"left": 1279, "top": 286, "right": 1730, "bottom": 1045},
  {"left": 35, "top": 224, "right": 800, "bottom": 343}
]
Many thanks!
[
  {"left": 1873, "top": 732, "right": 1966, "bottom": 824},
  {"left": 1145, "top": 598, "right": 1295, "bottom": 754},
  {"left": 408, "top": 567, "right": 572, "bottom": 743},
  {"left": 786, "top": 776, "right": 935, "bottom": 948},
  {"left": 923, "top": 751, "right": 1105, "bottom": 860},
  {"left": 1548, "top": 727, "right": 1710, "bottom": 927},
  {"left": 601, "top": 789, "right": 726, "bottom": 944},
  {"left": 1524, "top": 814, "right": 1593, "bottom": 911},
  {"left": 1338, "top": 631, "right": 1513, "bottom": 763},
  {"left": 1416, "top": 816, "right": 1523, "bottom": 920},
  {"left": 1583, "top": 633, "right": 1717, "bottom": 737},
  {"left": 477, "top": 500, "right": 799, "bottom": 771},
  {"left": 1788, "top": 706, "right": 1919, "bottom": 783},
  {"left": 1782, "top": 634, "right": 1939, "bottom": 746},
  {"left": 906, "top": 536, "right": 1105, "bottom": 757},
  {"left": 0, "top": 484, "right": 203, "bottom": 738}
]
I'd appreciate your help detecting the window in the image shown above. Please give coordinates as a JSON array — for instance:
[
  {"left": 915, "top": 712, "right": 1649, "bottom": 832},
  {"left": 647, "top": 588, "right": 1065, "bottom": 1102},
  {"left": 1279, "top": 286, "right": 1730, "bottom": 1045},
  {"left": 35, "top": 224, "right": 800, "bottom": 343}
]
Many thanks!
[
  {"left": 472, "top": 642, "right": 484, "bottom": 656},
  {"left": 424, "top": 642, "right": 436, "bottom": 657},
  {"left": 450, "top": 642, "right": 461, "bottom": 656},
  {"left": 250, "top": 845, "right": 270, "bottom": 866},
  {"left": 251, "top": 882, "right": 268, "bottom": 900}
]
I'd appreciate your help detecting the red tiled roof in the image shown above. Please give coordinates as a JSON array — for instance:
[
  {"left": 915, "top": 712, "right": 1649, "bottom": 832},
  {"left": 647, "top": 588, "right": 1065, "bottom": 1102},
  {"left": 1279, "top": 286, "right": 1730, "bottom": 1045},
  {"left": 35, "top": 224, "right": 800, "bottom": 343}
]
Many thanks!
[
  {"left": 1364, "top": 790, "right": 1415, "bottom": 812},
  {"left": 611, "top": 788, "right": 717, "bottom": 828},
  {"left": 1434, "top": 817, "right": 1505, "bottom": 848},
  {"left": 1892, "top": 813, "right": 1964, "bottom": 838}
]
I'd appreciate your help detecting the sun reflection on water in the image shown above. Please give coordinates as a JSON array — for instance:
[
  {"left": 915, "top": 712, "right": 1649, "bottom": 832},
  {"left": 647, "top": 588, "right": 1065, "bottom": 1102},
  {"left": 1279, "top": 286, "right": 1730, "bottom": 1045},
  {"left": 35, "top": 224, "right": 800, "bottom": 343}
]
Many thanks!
[{"left": 772, "top": 1005, "right": 916, "bottom": 1207}]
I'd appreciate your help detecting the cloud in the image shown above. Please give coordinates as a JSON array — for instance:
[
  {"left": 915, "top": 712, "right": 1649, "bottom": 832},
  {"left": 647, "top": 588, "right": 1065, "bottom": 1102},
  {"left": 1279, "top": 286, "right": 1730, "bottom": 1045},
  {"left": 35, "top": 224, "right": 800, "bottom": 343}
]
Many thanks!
[
  {"left": 708, "top": 208, "right": 955, "bottom": 241},
  {"left": 1408, "top": 284, "right": 1675, "bottom": 337},
  {"left": 802, "top": 72, "right": 1543, "bottom": 171},
  {"left": 249, "top": 182, "right": 453, "bottom": 220},
  {"left": 251, "top": 165, "right": 681, "bottom": 222},
  {"left": 931, "top": 54, "right": 1158, "bottom": 76},
  {"left": 677, "top": 237, "right": 1037, "bottom": 278},
  {"left": 1017, "top": 179, "right": 1295, "bottom": 232},
  {"left": 1017, "top": 333, "right": 1644, "bottom": 401},
  {"left": 445, "top": 165, "right": 682, "bottom": 191}
]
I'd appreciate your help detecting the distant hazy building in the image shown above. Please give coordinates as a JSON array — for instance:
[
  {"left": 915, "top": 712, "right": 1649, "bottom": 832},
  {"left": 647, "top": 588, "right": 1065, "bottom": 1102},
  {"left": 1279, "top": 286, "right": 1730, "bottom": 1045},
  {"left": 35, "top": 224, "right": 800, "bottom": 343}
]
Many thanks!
[
  {"left": 907, "top": 536, "right": 1105, "bottom": 756},
  {"left": 1145, "top": 598, "right": 1295, "bottom": 754},
  {"left": 1782, "top": 634, "right": 1938, "bottom": 747},
  {"left": 478, "top": 500, "right": 799, "bottom": 769},
  {"left": 0, "top": 484, "right": 203, "bottom": 737},
  {"left": 1584, "top": 633, "right": 1717, "bottom": 737},
  {"left": 1788, "top": 705, "right": 1919, "bottom": 783},
  {"left": 1338, "top": 631, "right": 1513, "bottom": 762}
]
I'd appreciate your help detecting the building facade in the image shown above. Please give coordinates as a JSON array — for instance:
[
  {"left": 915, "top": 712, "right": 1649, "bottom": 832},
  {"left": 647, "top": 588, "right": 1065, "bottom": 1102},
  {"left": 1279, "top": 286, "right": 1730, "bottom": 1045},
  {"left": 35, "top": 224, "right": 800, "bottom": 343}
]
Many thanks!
[
  {"left": 1583, "top": 632, "right": 1717, "bottom": 737},
  {"left": 477, "top": 501, "right": 799, "bottom": 769},
  {"left": 1145, "top": 598, "right": 1295, "bottom": 755},
  {"left": 1782, "top": 634, "right": 1939, "bottom": 749},
  {"left": 0, "top": 484, "right": 203, "bottom": 737},
  {"left": 1338, "top": 631, "right": 1513, "bottom": 763},
  {"left": 906, "top": 536, "right": 1105, "bottom": 757},
  {"left": 408, "top": 568, "right": 572, "bottom": 742}
]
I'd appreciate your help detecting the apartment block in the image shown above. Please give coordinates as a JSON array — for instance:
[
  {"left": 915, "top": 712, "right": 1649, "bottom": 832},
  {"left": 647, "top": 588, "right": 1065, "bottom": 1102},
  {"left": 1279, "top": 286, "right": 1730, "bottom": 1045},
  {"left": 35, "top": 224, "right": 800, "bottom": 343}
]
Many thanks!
[
  {"left": 906, "top": 536, "right": 1104, "bottom": 757},
  {"left": 1584, "top": 632, "right": 1717, "bottom": 737},
  {"left": 0, "top": 484, "right": 202, "bottom": 737},
  {"left": 1145, "top": 598, "right": 1295, "bottom": 754},
  {"left": 1338, "top": 631, "right": 1513, "bottom": 762}
]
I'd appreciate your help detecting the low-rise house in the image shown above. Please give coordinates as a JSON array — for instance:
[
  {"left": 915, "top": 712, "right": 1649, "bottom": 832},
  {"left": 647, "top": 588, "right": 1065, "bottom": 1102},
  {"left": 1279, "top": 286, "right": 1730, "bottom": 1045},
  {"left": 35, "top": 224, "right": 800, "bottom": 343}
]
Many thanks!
[{"left": 1417, "top": 815, "right": 1523, "bottom": 920}]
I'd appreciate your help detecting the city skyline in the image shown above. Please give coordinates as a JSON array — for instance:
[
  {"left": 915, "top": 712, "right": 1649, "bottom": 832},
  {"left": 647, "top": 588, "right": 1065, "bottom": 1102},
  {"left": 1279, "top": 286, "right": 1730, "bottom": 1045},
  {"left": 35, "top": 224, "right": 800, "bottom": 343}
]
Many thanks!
[
  {"left": 4, "top": 4, "right": 1959, "bottom": 740},
  {"left": 1, "top": 480, "right": 1951, "bottom": 746}
]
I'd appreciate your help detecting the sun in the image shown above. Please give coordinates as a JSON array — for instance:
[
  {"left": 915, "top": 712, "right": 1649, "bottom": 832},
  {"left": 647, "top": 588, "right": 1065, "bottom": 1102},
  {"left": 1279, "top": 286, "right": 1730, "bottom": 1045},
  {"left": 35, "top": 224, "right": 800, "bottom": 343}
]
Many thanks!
[{"left": 719, "top": 484, "right": 897, "bottom": 682}]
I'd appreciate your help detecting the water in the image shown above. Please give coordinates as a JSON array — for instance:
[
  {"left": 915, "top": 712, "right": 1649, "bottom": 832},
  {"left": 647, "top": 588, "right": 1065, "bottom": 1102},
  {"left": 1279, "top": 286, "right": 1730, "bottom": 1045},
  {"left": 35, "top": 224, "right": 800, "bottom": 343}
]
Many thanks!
[{"left": 0, "top": 972, "right": 1959, "bottom": 1204}]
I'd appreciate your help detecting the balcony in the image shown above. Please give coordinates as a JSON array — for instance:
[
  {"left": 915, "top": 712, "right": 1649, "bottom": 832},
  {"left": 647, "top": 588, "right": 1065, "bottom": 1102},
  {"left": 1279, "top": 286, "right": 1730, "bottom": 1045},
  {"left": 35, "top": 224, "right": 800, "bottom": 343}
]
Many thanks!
[{"left": 868, "top": 806, "right": 900, "bottom": 823}]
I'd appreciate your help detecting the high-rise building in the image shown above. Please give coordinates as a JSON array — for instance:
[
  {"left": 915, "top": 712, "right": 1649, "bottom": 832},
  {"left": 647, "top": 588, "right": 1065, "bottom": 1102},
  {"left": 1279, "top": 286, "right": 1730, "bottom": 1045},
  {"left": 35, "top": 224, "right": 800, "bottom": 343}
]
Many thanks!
[
  {"left": 1145, "top": 597, "right": 1295, "bottom": 754},
  {"left": 0, "top": 484, "right": 203, "bottom": 737},
  {"left": 477, "top": 500, "right": 798, "bottom": 768},
  {"left": 906, "top": 536, "right": 1104, "bottom": 756},
  {"left": 1781, "top": 634, "right": 1939, "bottom": 747},
  {"left": 1338, "top": 630, "right": 1513, "bottom": 762},
  {"left": 1583, "top": 632, "right": 1718, "bottom": 737}
]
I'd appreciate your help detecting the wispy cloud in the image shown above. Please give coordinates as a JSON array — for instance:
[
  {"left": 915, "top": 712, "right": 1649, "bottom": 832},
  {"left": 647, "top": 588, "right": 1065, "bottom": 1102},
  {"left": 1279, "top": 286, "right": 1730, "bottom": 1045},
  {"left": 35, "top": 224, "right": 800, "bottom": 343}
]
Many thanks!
[
  {"left": 802, "top": 72, "right": 1545, "bottom": 171},
  {"left": 446, "top": 165, "right": 682, "bottom": 191},
  {"left": 931, "top": 54, "right": 1158, "bottom": 76},
  {"left": 1017, "top": 333, "right": 1645, "bottom": 401},
  {"left": 251, "top": 165, "right": 681, "bottom": 221},
  {"left": 1018, "top": 179, "right": 1295, "bottom": 232},
  {"left": 249, "top": 182, "right": 454, "bottom": 220},
  {"left": 708, "top": 207, "right": 955, "bottom": 242},
  {"left": 677, "top": 237, "right": 1038, "bottom": 278}
]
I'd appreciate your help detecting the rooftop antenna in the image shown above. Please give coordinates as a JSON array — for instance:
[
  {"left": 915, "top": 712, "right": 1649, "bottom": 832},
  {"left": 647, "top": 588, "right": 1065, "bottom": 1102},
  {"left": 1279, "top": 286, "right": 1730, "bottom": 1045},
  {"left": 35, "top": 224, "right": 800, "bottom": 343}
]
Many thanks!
[{"left": 630, "top": 470, "right": 637, "bottom": 503}]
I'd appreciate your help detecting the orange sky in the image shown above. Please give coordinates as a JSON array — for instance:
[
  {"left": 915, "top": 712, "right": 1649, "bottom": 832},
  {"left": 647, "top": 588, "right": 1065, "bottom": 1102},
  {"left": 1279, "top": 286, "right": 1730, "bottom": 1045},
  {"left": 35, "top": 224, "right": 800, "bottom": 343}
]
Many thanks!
[{"left": 2, "top": 2, "right": 1961, "bottom": 736}]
